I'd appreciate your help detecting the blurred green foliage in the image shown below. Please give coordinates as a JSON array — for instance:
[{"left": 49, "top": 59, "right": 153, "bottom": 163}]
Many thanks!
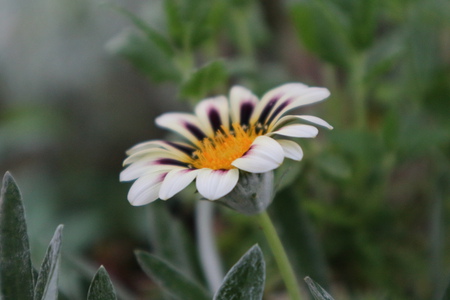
[{"left": 1, "top": 0, "right": 449, "bottom": 299}]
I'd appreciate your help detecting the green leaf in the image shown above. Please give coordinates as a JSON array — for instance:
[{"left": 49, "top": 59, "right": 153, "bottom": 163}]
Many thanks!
[
  {"left": 304, "top": 277, "right": 335, "bottom": 300},
  {"left": 34, "top": 225, "right": 64, "bottom": 300},
  {"left": 213, "top": 244, "right": 265, "bottom": 300},
  {"left": 290, "top": 1, "right": 352, "bottom": 68},
  {"left": 180, "top": 60, "right": 228, "bottom": 101},
  {"left": 147, "top": 202, "right": 201, "bottom": 281},
  {"left": 106, "top": 4, "right": 174, "bottom": 56},
  {"left": 164, "top": 0, "right": 214, "bottom": 49},
  {"left": 87, "top": 266, "right": 117, "bottom": 300},
  {"left": 135, "top": 250, "right": 210, "bottom": 300},
  {"left": 0, "top": 172, "right": 34, "bottom": 299},
  {"left": 106, "top": 30, "right": 181, "bottom": 82}
]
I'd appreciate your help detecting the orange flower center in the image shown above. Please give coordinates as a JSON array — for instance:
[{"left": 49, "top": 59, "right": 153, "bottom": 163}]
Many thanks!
[{"left": 191, "top": 123, "right": 259, "bottom": 170}]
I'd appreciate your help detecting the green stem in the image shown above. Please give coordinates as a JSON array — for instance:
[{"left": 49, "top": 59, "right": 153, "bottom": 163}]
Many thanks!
[
  {"left": 350, "top": 52, "right": 367, "bottom": 129},
  {"left": 257, "top": 211, "right": 302, "bottom": 300}
]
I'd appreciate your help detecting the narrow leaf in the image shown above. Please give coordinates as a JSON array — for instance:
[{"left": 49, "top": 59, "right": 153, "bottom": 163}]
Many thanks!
[
  {"left": 106, "top": 30, "right": 180, "bottom": 82},
  {"left": 106, "top": 4, "right": 174, "bottom": 56},
  {"left": 180, "top": 60, "right": 228, "bottom": 100},
  {"left": 87, "top": 266, "right": 117, "bottom": 300},
  {"left": 135, "top": 250, "right": 210, "bottom": 300},
  {"left": 0, "top": 172, "right": 34, "bottom": 299},
  {"left": 304, "top": 276, "right": 335, "bottom": 300},
  {"left": 34, "top": 225, "right": 64, "bottom": 300},
  {"left": 213, "top": 244, "right": 265, "bottom": 300}
]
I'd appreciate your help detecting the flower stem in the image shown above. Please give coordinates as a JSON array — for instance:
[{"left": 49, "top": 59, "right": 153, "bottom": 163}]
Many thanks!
[
  {"left": 257, "top": 211, "right": 302, "bottom": 300},
  {"left": 196, "top": 200, "right": 224, "bottom": 293}
]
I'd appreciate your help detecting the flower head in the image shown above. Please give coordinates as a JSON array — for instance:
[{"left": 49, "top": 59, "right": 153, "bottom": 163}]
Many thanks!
[{"left": 120, "top": 83, "right": 332, "bottom": 206}]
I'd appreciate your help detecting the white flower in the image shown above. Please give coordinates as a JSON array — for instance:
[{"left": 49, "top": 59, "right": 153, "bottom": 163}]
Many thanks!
[{"left": 120, "top": 83, "right": 332, "bottom": 206}]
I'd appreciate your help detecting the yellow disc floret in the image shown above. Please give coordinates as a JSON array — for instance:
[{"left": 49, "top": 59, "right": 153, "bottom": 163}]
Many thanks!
[{"left": 191, "top": 123, "right": 259, "bottom": 170}]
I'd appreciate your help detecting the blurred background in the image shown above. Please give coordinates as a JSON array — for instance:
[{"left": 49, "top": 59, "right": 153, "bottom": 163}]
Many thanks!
[{"left": 1, "top": 0, "right": 449, "bottom": 299}]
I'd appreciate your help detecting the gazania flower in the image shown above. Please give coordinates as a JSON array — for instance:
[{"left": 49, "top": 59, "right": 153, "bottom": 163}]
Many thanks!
[{"left": 120, "top": 83, "right": 332, "bottom": 206}]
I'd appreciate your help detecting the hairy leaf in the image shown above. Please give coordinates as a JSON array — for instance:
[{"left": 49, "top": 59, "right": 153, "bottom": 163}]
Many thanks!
[
  {"left": 305, "top": 277, "right": 335, "bottom": 300},
  {"left": 136, "top": 250, "right": 210, "bottom": 300},
  {"left": 34, "top": 225, "right": 64, "bottom": 300},
  {"left": 87, "top": 266, "right": 117, "bottom": 300},
  {"left": 213, "top": 244, "right": 265, "bottom": 300},
  {"left": 0, "top": 172, "right": 34, "bottom": 299}
]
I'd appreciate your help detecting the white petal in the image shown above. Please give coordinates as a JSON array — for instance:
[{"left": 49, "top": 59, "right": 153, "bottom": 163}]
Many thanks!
[
  {"left": 229, "top": 86, "right": 259, "bottom": 125},
  {"left": 159, "top": 168, "right": 199, "bottom": 200},
  {"left": 156, "top": 113, "right": 206, "bottom": 145},
  {"left": 126, "top": 140, "right": 194, "bottom": 159},
  {"left": 271, "top": 115, "right": 333, "bottom": 131},
  {"left": 266, "top": 88, "right": 330, "bottom": 127},
  {"left": 127, "top": 171, "right": 168, "bottom": 206},
  {"left": 232, "top": 136, "right": 284, "bottom": 173},
  {"left": 277, "top": 140, "right": 304, "bottom": 161},
  {"left": 270, "top": 124, "right": 318, "bottom": 138},
  {"left": 250, "top": 83, "right": 309, "bottom": 125},
  {"left": 120, "top": 158, "right": 183, "bottom": 181},
  {"left": 196, "top": 169, "right": 239, "bottom": 200},
  {"left": 123, "top": 148, "right": 184, "bottom": 166},
  {"left": 296, "top": 115, "right": 333, "bottom": 129},
  {"left": 195, "top": 96, "right": 229, "bottom": 136}
]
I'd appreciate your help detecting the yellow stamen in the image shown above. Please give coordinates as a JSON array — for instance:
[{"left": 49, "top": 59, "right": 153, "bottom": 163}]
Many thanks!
[{"left": 191, "top": 123, "right": 260, "bottom": 170}]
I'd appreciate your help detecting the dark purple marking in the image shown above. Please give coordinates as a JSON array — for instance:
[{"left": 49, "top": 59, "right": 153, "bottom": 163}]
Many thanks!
[
  {"left": 257, "top": 96, "right": 279, "bottom": 125},
  {"left": 184, "top": 122, "right": 206, "bottom": 140},
  {"left": 208, "top": 108, "right": 222, "bottom": 132},
  {"left": 266, "top": 99, "right": 292, "bottom": 125},
  {"left": 156, "top": 158, "right": 188, "bottom": 167},
  {"left": 166, "top": 141, "right": 195, "bottom": 155},
  {"left": 212, "top": 169, "right": 228, "bottom": 174},
  {"left": 240, "top": 102, "right": 254, "bottom": 126}
]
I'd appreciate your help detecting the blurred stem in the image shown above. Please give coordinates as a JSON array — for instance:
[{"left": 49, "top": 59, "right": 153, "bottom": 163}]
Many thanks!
[
  {"left": 196, "top": 200, "right": 224, "bottom": 293},
  {"left": 176, "top": 50, "right": 194, "bottom": 81},
  {"left": 231, "top": 7, "right": 256, "bottom": 71},
  {"left": 257, "top": 211, "right": 302, "bottom": 300},
  {"left": 350, "top": 52, "right": 367, "bottom": 129}
]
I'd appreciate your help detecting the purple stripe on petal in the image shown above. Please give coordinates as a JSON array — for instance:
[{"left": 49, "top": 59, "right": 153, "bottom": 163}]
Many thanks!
[
  {"left": 266, "top": 99, "right": 292, "bottom": 125},
  {"left": 184, "top": 122, "right": 206, "bottom": 140},
  {"left": 240, "top": 102, "right": 254, "bottom": 126},
  {"left": 257, "top": 96, "right": 279, "bottom": 125},
  {"left": 155, "top": 158, "right": 189, "bottom": 167},
  {"left": 166, "top": 141, "right": 195, "bottom": 155},
  {"left": 208, "top": 108, "right": 222, "bottom": 132}
]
